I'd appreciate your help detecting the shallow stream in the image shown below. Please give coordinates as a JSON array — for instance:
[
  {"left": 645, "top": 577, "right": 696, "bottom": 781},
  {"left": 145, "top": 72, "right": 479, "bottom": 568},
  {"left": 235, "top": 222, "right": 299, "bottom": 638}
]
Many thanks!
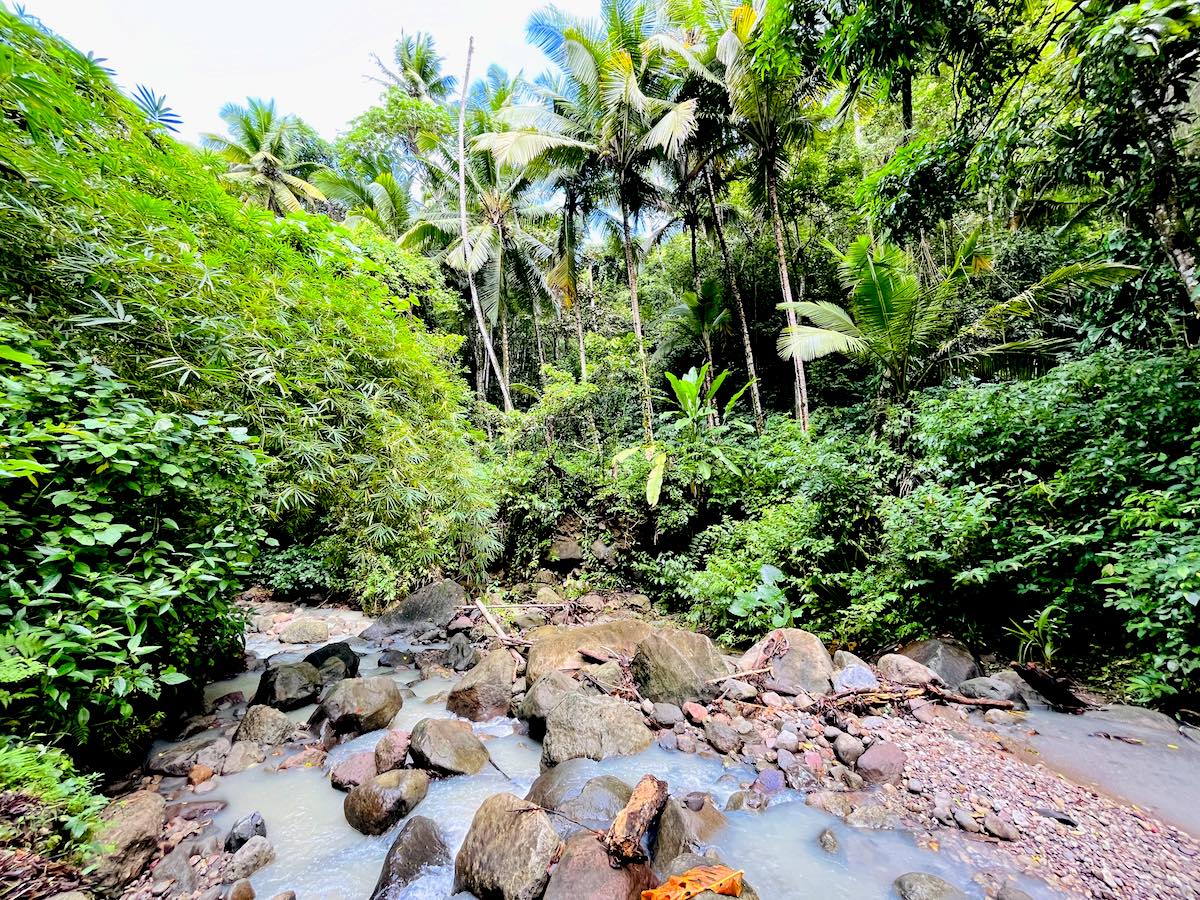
[{"left": 188, "top": 609, "right": 1199, "bottom": 899}]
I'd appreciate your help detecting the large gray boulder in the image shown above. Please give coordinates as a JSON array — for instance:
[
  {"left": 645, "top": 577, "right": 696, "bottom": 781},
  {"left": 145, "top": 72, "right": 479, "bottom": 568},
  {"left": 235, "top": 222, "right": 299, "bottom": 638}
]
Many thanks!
[
  {"left": 280, "top": 618, "right": 329, "bottom": 644},
  {"left": 370, "top": 816, "right": 450, "bottom": 900},
  {"left": 344, "top": 770, "right": 431, "bottom": 835},
  {"left": 360, "top": 579, "right": 465, "bottom": 641},
  {"left": 234, "top": 705, "right": 294, "bottom": 745},
  {"left": 454, "top": 792, "right": 563, "bottom": 900},
  {"left": 958, "top": 675, "right": 1016, "bottom": 701},
  {"left": 525, "top": 620, "right": 653, "bottom": 682},
  {"left": 146, "top": 734, "right": 231, "bottom": 776},
  {"left": 303, "top": 641, "right": 360, "bottom": 678},
  {"left": 543, "top": 831, "right": 655, "bottom": 900},
  {"left": 409, "top": 718, "right": 490, "bottom": 776},
  {"left": 526, "top": 771, "right": 632, "bottom": 840},
  {"left": 878, "top": 653, "right": 942, "bottom": 686},
  {"left": 897, "top": 638, "right": 980, "bottom": 686},
  {"left": 518, "top": 671, "right": 580, "bottom": 739},
  {"left": 447, "top": 649, "right": 515, "bottom": 721},
  {"left": 541, "top": 693, "right": 653, "bottom": 768},
  {"left": 308, "top": 677, "right": 403, "bottom": 736},
  {"left": 631, "top": 628, "right": 728, "bottom": 706},
  {"left": 92, "top": 791, "right": 165, "bottom": 896},
  {"left": 251, "top": 661, "right": 321, "bottom": 710},
  {"left": 736, "top": 629, "right": 834, "bottom": 696},
  {"left": 652, "top": 794, "right": 727, "bottom": 874},
  {"left": 894, "top": 872, "right": 968, "bottom": 900}
]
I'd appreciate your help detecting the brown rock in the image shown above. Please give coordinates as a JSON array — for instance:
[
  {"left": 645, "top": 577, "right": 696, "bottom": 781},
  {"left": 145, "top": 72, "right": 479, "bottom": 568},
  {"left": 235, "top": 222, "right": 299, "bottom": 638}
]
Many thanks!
[
  {"left": 544, "top": 832, "right": 655, "bottom": 900},
  {"left": 374, "top": 729, "right": 410, "bottom": 772},
  {"left": 525, "top": 621, "right": 653, "bottom": 682},
  {"left": 92, "top": 791, "right": 165, "bottom": 895},
  {"left": 344, "top": 770, "right": 431, "bottom": 835},
  {"left": 855, "top": 741, "right": 906, "bottom": 784},
  {"left": 187, "top": 764, "right": 214, "bottom": 786},
  {"left": 447, "top": 649, "right": 516, "bottom": 721},
  {"left": 330, "top": 751, "right": 377, "bottom": 791},
  {"left": 454, "top": 793, "right": 563, "bottom": 900}
]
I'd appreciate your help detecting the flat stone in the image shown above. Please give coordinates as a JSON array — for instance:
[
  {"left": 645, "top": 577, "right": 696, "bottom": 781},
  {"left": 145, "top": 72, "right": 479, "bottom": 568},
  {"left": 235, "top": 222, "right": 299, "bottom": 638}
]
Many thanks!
[
  {"left": 855, "top": 741, "right": 906, "bottom": 784},
  {"left": 541, "top": 693, "right": 653, "bottom": 768}
]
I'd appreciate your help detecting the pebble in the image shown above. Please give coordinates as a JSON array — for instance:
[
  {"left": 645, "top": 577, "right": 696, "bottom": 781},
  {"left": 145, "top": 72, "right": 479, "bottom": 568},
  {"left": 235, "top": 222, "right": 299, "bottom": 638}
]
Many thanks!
[{"left": 954, "top": 808, "right": 982, "bottom": 833}]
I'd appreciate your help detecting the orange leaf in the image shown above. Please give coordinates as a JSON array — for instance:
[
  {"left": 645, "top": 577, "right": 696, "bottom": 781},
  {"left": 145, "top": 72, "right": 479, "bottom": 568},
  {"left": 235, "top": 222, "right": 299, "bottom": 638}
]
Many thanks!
[{"left": 641, "top": 864, "right": 744, "bottom": 900}]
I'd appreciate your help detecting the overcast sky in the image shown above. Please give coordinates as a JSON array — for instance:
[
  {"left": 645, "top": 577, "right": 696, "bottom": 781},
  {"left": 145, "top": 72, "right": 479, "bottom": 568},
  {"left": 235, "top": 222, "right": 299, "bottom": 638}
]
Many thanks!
[{"left": 22, "top": 0, "right": 595, "bottom": 145}]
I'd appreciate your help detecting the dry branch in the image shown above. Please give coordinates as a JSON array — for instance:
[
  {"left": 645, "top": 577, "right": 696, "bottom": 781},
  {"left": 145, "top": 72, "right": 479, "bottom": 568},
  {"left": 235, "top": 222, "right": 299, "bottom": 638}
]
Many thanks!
[{"left": 603, "top": 774, "right": 668, "bottom": 864}]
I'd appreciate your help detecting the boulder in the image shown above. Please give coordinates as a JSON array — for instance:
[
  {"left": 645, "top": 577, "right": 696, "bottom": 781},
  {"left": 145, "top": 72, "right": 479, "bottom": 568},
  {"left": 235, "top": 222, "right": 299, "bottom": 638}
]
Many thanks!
[
  {"left": 525, "top": 621, "right": 654, "bottom": 682},
  {"left": 378, "top": 648, "right": 416, "bottom": 668},
  {"left": 344, "top": 770, "right": 431, "bottom": 835},
  {"left": 280, "top": 618, "right": 329, "bottom": 644},
  {"left": 251, "top": 661, "right": 321, "bottom": 710},
  {"left": 360, "top": 579, "right": 465, "bottom": 641},
  {"left": 894, "top": 872, "right": 968, "bottom": 900},
  {"left": 331, "top": 751, "right": 377, "bottom": 791},
  {"left": 877, "top": 653, "right": 942, "bottom": 686},
  {"left": 309, "top": 677, "right": 403, "bottom": 736},
  {"left": 152, "top": 839, "right": 200, "bottom": 895},
  {"left": 369, "top": 816, "right": 450, "bottom": 900},
  {"left": 897, "top": 638, "right": 980, "bottom": 686},
  {"left": 832, "top": 663, "right": 879, "bottom": 692},
  {"left": 147, "top": 734, "right": 231, "bottom": 776},
  {"left": 447, "top": 633, "right": 480, "bottom": 672},
  {"left": 856, "top": 741, "right": 906, "bottom": 785},
  {"left": 409, "top": 718, "right": 490, "bottom": 776},
  {"left": 454, "top": 792, "right": 563, "bottom": 900},
  {"left": 223, "top": 835, "right": 274, "bottom": 883},
  {"left": 447, "top": 649, "right": 515, "bottom": 721},
  {"left": 544, "top": 832, "right": 655, "bottom": 900},
  {"left": 652, "top": 794, "right": 726, "bottom": 873},
  {"left": 535, "top": 774, "right": 632, "bottom": 840},
  {"left": 958, "top": 675, "right": 1016, "bottom": 702},
  {"left": 374, "top": 729, "right": 411, "bottom": 772},
  {"left": 221, "top": 741, "right": 265, "bottom": 775},
  {"left": 303, "top": 641, "right": 360, "bottom": 678},
  {"left": 224, "top": 812, "right": 266, "bottom": 852},
  {"left": 234, "top": 706, "right": 294, "bottom": 745},
  {"left": 92, "top": 791, "right": 165, "bottom": 895},
  {"left": 631, "top": 628, "right": 728, "bottom": 706},
  {"left": 518, "top": 671, "right": 580, "bottom": 739},
  {"left": 737, "top": 629, "right": 834, "bottom": 696},
  {"left": 833, "top": 649, "right": 870, "bottom": 669},
  {"left": 541, "top": 693, "right": 653, "bottom": 768},
  {"left": 523, "top": 757, "right": 595, "bottom": 810},
  {"left": 547, "top": 535, "right": 584, "bottom": 566}
]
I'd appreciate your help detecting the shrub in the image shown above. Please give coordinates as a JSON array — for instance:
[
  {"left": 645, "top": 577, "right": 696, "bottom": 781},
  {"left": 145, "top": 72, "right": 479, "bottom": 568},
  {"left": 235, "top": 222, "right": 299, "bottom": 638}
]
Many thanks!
[
  {"left": 0, "top": 737, "right": 104, "bottom": 863},
  {"left": 0, "top": 322, "right": 262, "bottom": 748}
]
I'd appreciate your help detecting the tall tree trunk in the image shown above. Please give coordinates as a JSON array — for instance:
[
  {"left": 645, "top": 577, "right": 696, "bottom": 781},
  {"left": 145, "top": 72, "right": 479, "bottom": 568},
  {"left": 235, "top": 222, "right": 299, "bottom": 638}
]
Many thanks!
[
  {"left": 689, "top": 215, "right": 702, "bottom": 296},
  {"left": 767, "top": 167, "right": 810, "bottom": 429},
  {"left": 456, "top": 38, "right": 511, "bottom": 412},
  {"left": 620, "top": 196, "right": 655, "bottom": 443},
  {"left": 574, "top": 299, "right": 589, "bottom": 383},
  {"left": 500, "top": 304, "right": 511, "bottom": 388},
  {"left": 899, "top": 67, "right": 914, "bottom": 135},
  {"left": 532, "top": 300, "right": 547, "bottom": 385},
  {"left": 705, "top": 166, "right": 764, "bottom": 433}
]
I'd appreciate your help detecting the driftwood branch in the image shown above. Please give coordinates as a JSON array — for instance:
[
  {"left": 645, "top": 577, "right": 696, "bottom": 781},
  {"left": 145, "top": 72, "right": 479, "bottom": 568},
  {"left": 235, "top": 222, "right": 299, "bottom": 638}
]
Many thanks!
[
  {"left": 707, "top": 666, "right": 773, "bottom": 684},
  {"left": 472, "top": 598, "right": 524, "bottom": 663},
  {"left": 603, "top": 774, "right": 668, "bottom": 864},
  {"left": 820, "top": 683, "right": 1015, "bottom": 712}
]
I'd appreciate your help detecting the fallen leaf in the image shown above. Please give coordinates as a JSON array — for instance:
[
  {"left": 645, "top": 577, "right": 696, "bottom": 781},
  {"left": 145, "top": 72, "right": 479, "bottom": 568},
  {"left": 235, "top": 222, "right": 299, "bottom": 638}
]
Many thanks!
[{"left": 641, "top": 865, "right": 744, "bottom": 900}]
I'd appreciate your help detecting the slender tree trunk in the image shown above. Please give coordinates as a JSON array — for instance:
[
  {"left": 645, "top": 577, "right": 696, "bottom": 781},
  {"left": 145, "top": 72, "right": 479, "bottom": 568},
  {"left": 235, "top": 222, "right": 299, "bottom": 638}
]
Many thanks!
[
  {"left": 620, "top": 196, "right": 654, "bottom": 443},
  {"left": 900, "top": 67, "right": 914, "bottom": 135},
  {"left": 705, "top": 166, "right": 764, "bottom": 433},
  {"left": 500, "top": 304, "right": 511, "bottom": 387},
  {"left": 689, "top": 216, "right": 702, "bottom": 296},
  {"left": 574, "top": 299, "right": 589, "bottom": 383},
  {"left": 1153, "top": 202, "right": 1200, "bottom": 316},
  {"left": 767, "top": 168, "right": 809, "bottom": 429},
  {"left": 456, "top": 38, "right": 511, "bottom": 412},
  {"left": 532, "top": 301, "right": 547, "bottom": 384}
]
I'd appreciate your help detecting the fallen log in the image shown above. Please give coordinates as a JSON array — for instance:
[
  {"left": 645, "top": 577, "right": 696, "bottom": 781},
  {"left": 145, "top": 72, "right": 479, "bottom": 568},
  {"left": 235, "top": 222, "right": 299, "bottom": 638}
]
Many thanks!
[
  {"left": 472, "top": 598, "right": 525, "bottom": 664},
  {"left": 926, "top": 684, "right": 1015, "bottom": 710},
  {"left": 820, "top": 683, "right": 1015, "bottom": 712},
  {"left": 1012, "top": 662, "right": 1090, "bottom": 713},
  {"left": 603, "top": 773, "right": 668, "bottom": 864}
]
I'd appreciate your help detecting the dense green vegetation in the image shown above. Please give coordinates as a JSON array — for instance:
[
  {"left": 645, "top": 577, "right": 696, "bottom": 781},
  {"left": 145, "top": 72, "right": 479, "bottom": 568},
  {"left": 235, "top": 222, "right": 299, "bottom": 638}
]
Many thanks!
[{"left": 2, "top": 0, "right": 1199, "bottom": 854}]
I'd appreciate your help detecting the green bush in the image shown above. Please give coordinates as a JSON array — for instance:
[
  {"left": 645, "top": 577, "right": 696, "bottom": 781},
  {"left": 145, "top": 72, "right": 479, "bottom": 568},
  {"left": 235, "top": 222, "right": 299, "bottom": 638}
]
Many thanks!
[
  {"left": 0, "top": 321, "right": 261, "bottom": 748},
  {"left": 0, "top": 737, "right": 104, "bottom": 863}
]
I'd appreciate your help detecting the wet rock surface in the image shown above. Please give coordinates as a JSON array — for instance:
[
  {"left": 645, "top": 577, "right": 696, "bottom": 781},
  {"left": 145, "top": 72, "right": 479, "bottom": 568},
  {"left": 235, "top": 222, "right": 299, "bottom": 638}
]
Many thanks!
[
  {"left": 409, "top": 717, "right": 490, "bottom": 775},
  {"left": 359, "top": 578, "right": 465, "bottom": 641},
  {"left": 369, "top": 815, "right": 450, "bottom": 900},
  {"left": 453, "top": 792, "right": 563, "bottom": 900},
  {"left": 541, "top": 692, "right": 653, "bottom": 767},
  {"left": 309, "top": 676, "right": 403, "bottom": 735},
  {"left": 343, "top": 769, "right": 431, "bottom": 835},
  {"left": 447, "top": 648, "right": 515, "bottom": 721}
]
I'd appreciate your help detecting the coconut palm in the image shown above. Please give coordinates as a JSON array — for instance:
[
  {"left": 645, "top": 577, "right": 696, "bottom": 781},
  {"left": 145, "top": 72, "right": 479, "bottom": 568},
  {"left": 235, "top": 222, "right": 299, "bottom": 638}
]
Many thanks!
[
  {"left": 201, "top": 98, "right": 325, "bottom": 215},
  {"left": 477, "top": 1, "right": 702, "bottom": 442},
  {"left": 371, "top": 31, "right": 456, "bottom": 102},
  {"left": 778, "top": 232, "right": 1139, "bottom": 402},
  {"left": 313, "top": 156, "right": 411, "bottom": 238},
  {"left": 717, "top": 2, "right": 827, "bottom": 429}
]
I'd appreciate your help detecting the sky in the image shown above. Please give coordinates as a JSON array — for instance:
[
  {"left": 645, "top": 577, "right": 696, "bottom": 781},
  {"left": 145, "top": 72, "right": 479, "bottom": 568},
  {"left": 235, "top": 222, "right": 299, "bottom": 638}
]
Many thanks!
[{"left": 21, "top": 0, "right": 596, "bottom": 145}]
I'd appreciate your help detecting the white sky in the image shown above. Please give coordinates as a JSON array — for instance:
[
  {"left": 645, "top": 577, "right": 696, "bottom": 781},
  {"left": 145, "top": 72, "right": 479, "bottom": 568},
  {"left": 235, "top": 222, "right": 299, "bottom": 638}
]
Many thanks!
[{"left": 22, "top": 0, "right": 596, "bottom": 145}]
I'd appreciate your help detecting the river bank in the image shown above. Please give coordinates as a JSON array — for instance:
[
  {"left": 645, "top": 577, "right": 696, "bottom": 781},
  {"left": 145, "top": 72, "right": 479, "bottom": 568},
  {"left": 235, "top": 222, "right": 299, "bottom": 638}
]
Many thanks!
[{"left": 74, "top": 579, "right": 1200, "bottom": 900}]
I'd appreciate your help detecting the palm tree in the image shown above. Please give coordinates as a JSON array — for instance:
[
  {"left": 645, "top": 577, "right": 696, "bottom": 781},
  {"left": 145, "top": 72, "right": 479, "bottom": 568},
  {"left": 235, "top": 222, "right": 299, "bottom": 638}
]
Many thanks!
[
  {"left": 313, "top": 156, "right": 411, "bottom": 238},
  {"left": 664, "top": 277, "right": 730, "bottom": 419},
  {"left": 718, "top": 2, "right": 827, "bottom": 429},
  {"left": 778, "top": 232, "right": 1138, "bottom": 402},
  {"left": 201, "top": 98, "right": 325, "bottom": 215},
  {"left": 372, "top": 32, "right": 456, "bottom": 102},
  {"left": 483, "top": 1, "right": 700, "bottom": 443}
]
